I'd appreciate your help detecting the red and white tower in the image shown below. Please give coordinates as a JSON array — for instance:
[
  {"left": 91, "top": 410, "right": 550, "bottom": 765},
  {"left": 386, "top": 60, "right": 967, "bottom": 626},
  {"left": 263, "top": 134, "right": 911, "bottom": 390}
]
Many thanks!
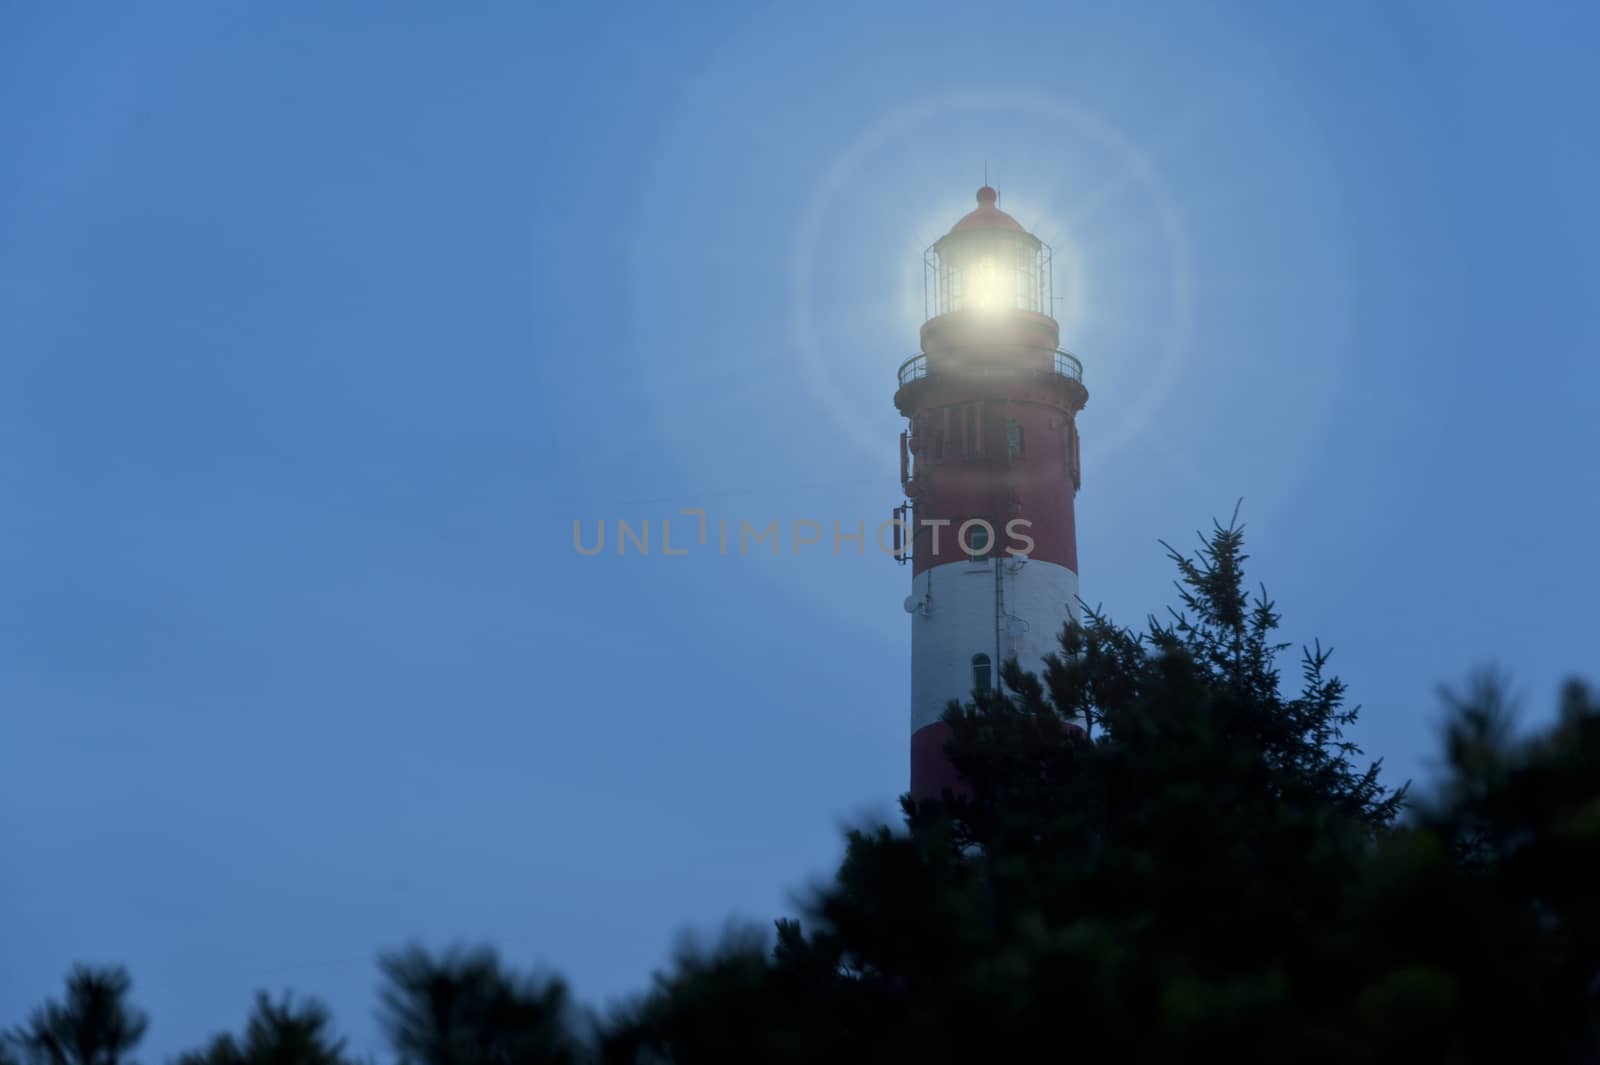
[{"left": 893, "top": 186, "right": 1088, "bottom": 802}]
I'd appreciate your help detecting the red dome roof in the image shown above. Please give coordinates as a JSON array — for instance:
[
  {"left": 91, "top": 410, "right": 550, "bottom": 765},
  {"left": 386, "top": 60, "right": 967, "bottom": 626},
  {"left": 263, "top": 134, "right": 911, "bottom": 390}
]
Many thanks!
[{"left": 947, "top": 185, "right": 1027, "bottom": 235}]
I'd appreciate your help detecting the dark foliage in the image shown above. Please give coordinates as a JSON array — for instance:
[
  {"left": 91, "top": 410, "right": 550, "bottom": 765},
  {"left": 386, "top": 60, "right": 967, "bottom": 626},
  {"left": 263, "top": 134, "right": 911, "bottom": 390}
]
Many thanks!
[
  {"left": 3, "top": 966, "right": 148, "bottom": 1065},
  {"left": 602, "top": 510, "right": 1599, "bottom": 1064},
  {"left": 376, "top": 944, "right": 582, "bottom": 1065},
  {"left": 6, "top": 512, "right": 1597, "bottom": 1064},
  {"left": 174, "top": 993, "right": 355, "bottom": 1065}
]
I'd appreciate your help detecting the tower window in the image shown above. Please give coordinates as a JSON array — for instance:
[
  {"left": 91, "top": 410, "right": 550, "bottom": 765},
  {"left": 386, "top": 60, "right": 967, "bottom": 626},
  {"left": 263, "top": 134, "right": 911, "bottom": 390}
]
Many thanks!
[
  {"left": 972, "top": 653, "right": 992, "bottom": 692},
  {"left": 1007, "top": 419, "right": 1024, "bottom": 459},
  {"left": 964, "top": 521, "right": 990, "bottom": 559}
]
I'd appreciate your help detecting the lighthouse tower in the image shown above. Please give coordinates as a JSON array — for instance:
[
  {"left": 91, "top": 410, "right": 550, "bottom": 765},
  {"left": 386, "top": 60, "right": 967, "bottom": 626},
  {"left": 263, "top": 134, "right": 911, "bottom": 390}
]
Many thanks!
[{"left": 893, "top": 186, "right": 1088, "bottom": 802}]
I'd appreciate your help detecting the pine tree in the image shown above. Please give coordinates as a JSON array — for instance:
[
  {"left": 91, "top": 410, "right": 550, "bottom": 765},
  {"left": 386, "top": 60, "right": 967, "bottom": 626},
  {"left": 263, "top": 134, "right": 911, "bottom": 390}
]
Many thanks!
[
  {"left": 4, "top": 966, "right": 148, "bottom": 1065},
  {"left": 376, "top": 944, "right": 583, "bottom": 1065},
  {"left": 174, "top": 992, "right": 355, "bottom": 1065},
  {"left": 602, "top": 508, "right": 1425, "bottom": 1063}
]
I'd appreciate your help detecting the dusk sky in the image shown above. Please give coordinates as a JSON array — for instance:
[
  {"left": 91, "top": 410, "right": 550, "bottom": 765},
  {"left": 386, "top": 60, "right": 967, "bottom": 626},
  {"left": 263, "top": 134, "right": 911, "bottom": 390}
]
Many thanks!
[{"left": 4, "top": 0, "right": 1598, "bottom": 1059}]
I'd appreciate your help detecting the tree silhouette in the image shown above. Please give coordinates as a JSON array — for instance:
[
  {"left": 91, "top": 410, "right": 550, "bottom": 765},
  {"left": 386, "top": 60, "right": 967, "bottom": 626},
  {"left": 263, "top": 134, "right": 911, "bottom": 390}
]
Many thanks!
[
  {"left": 376, "top": 944, "right": 582, "bottom": 1065},
  {"left": 597, "top": 509, "right": 1600, "bottom": 1064},
  {"left": 6, "top": 511, "right": 1597, "bottom": 1064},
  {"left": 173, "top": 992, "right": 356, "bottom": 1065},
  {"left": 3, "top": 966, "right": 148, "bottom": 1065}
]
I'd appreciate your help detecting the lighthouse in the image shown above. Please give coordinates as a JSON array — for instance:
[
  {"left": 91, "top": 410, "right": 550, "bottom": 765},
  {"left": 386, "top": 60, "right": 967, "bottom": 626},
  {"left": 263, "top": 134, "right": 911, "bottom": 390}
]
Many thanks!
[{"left": 893, "top": 186, "right": 1089, "bottom": 802}]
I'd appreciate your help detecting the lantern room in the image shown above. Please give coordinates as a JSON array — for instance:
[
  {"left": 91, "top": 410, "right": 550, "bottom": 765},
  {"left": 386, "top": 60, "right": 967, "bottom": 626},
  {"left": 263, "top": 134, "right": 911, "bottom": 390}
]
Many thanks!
[
  {"left": 917, "top": 185, "right": 1062, "bottom": 364},
  {"left": 924, "top": 186, "right": 1054, "bottom": 319}
]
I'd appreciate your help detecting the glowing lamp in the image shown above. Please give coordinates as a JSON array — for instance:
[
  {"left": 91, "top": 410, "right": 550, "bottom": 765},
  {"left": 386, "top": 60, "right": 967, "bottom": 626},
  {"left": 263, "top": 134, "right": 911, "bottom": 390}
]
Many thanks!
[{"left": 924, "top": 186, "right": 1050, "bottom": 317}]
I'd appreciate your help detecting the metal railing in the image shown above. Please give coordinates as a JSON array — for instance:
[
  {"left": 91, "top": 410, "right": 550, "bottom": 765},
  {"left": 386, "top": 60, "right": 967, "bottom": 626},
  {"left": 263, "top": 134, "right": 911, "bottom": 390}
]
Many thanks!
[
  {"left": 897, "top": 349, "right": 1082, "bottom": 388},
  {"left": 898, "top": 353, "right": 929, "bottom": 386},
  {"left": 1053, "top": 349, "right": 1083, "bottom": 381}
]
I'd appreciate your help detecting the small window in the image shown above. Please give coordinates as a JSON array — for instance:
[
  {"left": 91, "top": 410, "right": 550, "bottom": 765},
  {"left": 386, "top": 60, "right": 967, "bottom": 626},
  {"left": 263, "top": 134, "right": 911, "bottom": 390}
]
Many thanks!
[
  {"left": 1006, "top": 419, "right": 1024, "bottom": 459},
  {"left": 972, "top": 653, "right": 992, "bottom": 692},
  {"left": 965, "top": 522, "right": 990, "bottom": 558}
]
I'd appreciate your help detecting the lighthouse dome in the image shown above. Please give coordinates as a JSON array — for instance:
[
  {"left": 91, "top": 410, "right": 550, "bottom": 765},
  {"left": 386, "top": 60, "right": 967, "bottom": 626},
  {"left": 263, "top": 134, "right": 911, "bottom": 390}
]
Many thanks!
[{"left": 946, "top": 185, "right": 1029, "bottom": 236}]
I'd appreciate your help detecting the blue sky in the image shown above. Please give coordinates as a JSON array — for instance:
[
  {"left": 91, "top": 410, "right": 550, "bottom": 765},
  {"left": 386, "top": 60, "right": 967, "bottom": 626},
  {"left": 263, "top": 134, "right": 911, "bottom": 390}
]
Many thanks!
[{"left": 3, "top": 0, "right": 1597, "bottom": 1058}]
